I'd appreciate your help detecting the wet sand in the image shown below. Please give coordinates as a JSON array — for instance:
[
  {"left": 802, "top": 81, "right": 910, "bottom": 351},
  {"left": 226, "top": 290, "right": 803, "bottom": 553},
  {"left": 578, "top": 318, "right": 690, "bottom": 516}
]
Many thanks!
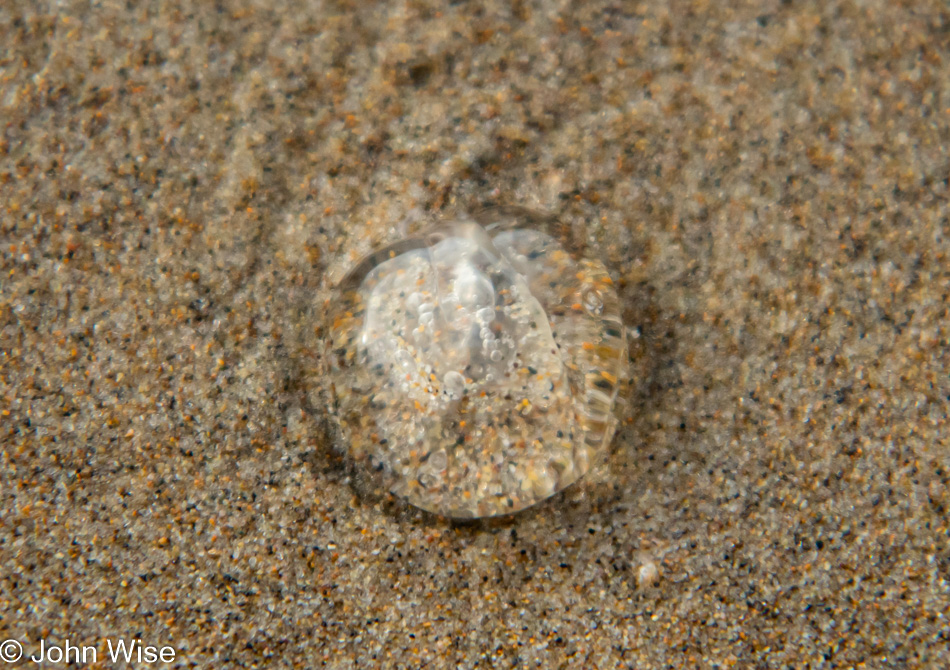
[{"left": 1, "top": 1, "right": 948, "bottom": 667}]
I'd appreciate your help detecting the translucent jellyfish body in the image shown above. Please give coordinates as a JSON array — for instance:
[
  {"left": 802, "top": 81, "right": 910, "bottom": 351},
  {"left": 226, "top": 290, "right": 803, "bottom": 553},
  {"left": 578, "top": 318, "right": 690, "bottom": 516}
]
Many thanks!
[{"left": 323, "top": 214, "right": 627, "bottom": 518}]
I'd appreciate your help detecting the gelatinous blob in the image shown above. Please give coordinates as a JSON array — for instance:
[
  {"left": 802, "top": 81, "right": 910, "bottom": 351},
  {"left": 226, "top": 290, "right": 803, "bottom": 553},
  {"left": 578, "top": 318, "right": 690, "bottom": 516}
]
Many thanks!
[{"left": 323, "top": 217, "right": 628, "bottom": 518}]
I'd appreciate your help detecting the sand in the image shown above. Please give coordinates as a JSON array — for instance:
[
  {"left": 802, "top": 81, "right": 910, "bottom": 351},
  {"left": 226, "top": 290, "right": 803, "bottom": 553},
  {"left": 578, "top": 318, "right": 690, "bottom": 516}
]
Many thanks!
[{"left": 1, "top": 0, "right": 948, "bottom": 667}]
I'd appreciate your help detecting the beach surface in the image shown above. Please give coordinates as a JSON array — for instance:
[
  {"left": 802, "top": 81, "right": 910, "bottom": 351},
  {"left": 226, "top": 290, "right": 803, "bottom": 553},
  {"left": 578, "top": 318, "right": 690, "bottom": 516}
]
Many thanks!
[{"left": 1, "top": 1, "right": 949, "bottom": 667}]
